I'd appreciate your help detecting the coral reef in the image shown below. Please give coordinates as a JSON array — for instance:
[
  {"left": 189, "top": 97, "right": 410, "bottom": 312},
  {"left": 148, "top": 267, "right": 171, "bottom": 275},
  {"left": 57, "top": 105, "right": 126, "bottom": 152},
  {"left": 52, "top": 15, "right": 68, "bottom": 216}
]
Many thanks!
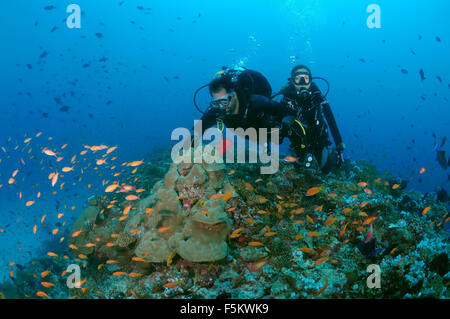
[{"left": 1, "top": 152, "right": 449, "bottom": 299}]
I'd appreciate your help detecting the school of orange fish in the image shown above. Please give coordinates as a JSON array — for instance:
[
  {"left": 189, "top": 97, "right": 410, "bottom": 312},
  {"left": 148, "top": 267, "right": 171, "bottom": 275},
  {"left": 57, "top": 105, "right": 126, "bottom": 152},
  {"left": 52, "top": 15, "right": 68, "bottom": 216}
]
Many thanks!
[{"left": 0, "top": 136, "right": 448, "bottom": 299}]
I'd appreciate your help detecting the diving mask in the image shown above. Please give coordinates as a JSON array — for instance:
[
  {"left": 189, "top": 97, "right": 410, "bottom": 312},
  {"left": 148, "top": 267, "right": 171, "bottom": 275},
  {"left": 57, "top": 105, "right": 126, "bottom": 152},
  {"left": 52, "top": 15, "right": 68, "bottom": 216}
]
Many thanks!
[
  {"left": 292, "top": 72, "right": 311, "bottom": 86},
  {"left": 210, "top": 91, "right": 234, "bottom": 110}
]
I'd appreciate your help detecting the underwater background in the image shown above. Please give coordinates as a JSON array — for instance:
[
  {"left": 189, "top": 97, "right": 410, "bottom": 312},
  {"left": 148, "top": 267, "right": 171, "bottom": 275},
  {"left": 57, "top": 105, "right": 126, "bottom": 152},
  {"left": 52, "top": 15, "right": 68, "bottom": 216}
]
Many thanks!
[{"left": 0, "top": 0, "right": 448, "bottom": 299}]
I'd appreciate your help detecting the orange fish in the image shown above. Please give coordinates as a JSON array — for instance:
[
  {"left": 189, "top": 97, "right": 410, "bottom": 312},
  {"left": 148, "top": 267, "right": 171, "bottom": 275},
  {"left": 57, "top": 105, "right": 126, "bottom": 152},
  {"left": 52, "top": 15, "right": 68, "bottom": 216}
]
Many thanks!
[
  {"left": 297, "top": 247, "right": 315, "bottom": 253},
  {"left": 210, "top": 194, "right": 224, "bottom": 200},
  {"left": 245, "top": 183, "right": 255, "bottom": 191},
  {"left": 72, "top": 230, "right": 83, "bottom": 237},
  {"left": 47, "top": 252, "right": 58, "bottom": 257},
  {"left": 422, "top": 206, "right": 431, "bottom": 215},
  {"left": 167, "top": 250, "right": 176, "bottom": 266},
  {"left": 249, "top": 241, "right": 264, "bottom": 246},
  {"left": 51, "top": 173, "right": 59, "bottom": 187},
  {"left": 78, "top": 254, "right": 88, "bottom": 259},
  {"left": 36, "top": 291, "right": 49, "bottom": 298},
  {"left": 125, "top": 195, "right": 140, "bottom": 201},
  {"left": 342, "top": 208, "right": 352, "bottom": 213},
  {"left": 283, "top": 156, "right": 299, "bottom": 163},
  {"left": 419, "top": 167, "right": 426, "bottom": 174},
  {"left": 392, "top": 184, "right": 400, "bottom": 190},
  {"left": 128, "top": 272, "right": 142, "bottom": 278},
  {"left": 257, "top": 197, "right": 269, "bottom": 204},
  {"left": 307, "top": 231, "right": 320, "bottom": 237},
  {"left": 264, "top": 232, "right": 277, "bottom": 237},
  {"left": 43, "top": 149, "right": 57, "bottom": 157},
  {"left": 222, "top": 189, "right": 235, "bottom": 201},
  {"left": 249, "top": 259, "right": 270, "bottom": 272},
  {"left": 106, "top": 146, "right": 118, "bottom": 154},
  {"left": 145, "top": 208, "right": 154, "bottom": 215},
  {"left": 357, "top": 182, "right": 367, "bottom": 187},
  {"left": 324, "top": 218, "right": 337, "bottom": 226},
  {"left": 339, "top": 223, "right": 348, "bottom": 237},
  {"left": 106, "top": 260, "right": 117, "bottom": 264},
  {"left": 127, "top": 160, "right": 144, "bottom": 167},
  {"left": 363, "top": 216, "right": 378, "bottom": 225},
  {"left": 132, "top": 257, "right": 146, "bottom": 262},
  {"left": 360, "top": 201, "right": 369, "bottom": 208},
  {"left": 163, "top": 281, "right": 183, "bottom": 289},
  {"left": 41, "top": 270, "right": 50, "bottom": 278},
  {"left": 123, "top": 205, "right": 131, "bottom": 215},
  {"left": 359, "top": 212, "right": 368, "bottom": 217},
  {"left": 315, "top": 277, "right": 328, "bottom": 295},
  {"left": 306, "top": 215, "right": 315, "bottom": 225},
  {"left": 96, "top": 159, "right": 107, "bottom": 165},
  {"left": 41, "top": 282, "right": 54, "bottom": 288},
  {"left": 314, "top": 257, "right": 328, "bottom": 267},
  {"left": 305, "top": 187, "right": 322, "bottom": 196},
  {"left": 327, "top": 192, "right": 337, "bottom": 198},
  {"left": 62, "top": 167, "right": 73, "bottom": 172},
  {"left": 113, "top": 272, "right": 126, "bottom": 276},
  {"left": 158, "top": 226, "right": 170, "bottom": 233},
  {"left": 26, "top": 201, "right": 35, "bottom": 207}
]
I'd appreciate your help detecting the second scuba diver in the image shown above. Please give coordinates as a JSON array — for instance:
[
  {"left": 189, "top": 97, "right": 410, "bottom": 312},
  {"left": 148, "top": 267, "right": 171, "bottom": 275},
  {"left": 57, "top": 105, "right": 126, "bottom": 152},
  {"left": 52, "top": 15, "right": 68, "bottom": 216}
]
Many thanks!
[{"left": 275, "top": 65, "right": 345, "bottom": 173}]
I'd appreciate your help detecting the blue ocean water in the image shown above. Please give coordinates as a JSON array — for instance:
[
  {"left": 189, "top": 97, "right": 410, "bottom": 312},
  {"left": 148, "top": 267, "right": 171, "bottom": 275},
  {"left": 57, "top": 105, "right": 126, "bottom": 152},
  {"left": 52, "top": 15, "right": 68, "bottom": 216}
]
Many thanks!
[{"left": 0, "top": 0, "right": 448, "bottom": 296}]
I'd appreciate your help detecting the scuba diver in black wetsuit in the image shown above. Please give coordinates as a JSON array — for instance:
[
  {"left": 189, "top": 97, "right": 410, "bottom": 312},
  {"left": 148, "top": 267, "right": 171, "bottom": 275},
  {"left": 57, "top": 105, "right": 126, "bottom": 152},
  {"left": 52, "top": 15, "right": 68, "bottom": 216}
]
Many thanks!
[
  {"left": 274, "top": 65, "right": 345, "bottom": 173},
  {"left": 193, "top": 67, "right": 296, "bottom": 145}
]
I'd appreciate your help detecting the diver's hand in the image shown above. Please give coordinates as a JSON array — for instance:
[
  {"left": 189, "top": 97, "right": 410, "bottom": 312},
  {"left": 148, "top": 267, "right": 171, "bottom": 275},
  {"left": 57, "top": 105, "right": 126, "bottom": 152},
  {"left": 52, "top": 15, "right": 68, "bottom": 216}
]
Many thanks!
[{"left": 336, "top": 143, "right": 345, "bottom": 153}]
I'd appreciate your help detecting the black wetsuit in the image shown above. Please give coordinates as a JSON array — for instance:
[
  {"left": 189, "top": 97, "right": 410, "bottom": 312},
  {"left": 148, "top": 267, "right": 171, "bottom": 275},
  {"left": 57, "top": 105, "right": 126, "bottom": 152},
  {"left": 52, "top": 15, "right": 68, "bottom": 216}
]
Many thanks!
[
  {"left": 198, "top": 70, "right": 296, "bottom": 140},
  {"left": 280, "top": 82, "right": 343, "bottom": 169}
]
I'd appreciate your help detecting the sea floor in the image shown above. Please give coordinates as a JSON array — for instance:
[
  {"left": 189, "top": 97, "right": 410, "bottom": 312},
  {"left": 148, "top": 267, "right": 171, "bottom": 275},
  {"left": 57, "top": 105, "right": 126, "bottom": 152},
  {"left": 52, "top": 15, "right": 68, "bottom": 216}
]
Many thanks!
[{"left": 0, "top": 153, "right": 448, "bottom": 299}]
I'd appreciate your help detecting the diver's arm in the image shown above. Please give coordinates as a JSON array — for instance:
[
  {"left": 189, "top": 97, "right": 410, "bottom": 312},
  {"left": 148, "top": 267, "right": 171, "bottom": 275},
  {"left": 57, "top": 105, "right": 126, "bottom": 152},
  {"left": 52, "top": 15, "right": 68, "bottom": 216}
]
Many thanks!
[
  {"left": 250, "top": 94, "right": 297, "bottom": 116},
  {"left": 321, "top": 101, "right": 343, "bottom": 148},
  {"left": 190, "top": 108, "right": 218, "bottom": 145}
]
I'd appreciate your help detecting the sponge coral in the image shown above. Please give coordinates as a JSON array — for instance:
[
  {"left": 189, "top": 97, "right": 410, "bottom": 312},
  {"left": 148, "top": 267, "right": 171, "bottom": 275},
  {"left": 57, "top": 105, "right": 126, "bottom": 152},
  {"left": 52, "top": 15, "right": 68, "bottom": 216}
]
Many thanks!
[{"left": 125, "top": 149, "right": 233, "bottom": 262}]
